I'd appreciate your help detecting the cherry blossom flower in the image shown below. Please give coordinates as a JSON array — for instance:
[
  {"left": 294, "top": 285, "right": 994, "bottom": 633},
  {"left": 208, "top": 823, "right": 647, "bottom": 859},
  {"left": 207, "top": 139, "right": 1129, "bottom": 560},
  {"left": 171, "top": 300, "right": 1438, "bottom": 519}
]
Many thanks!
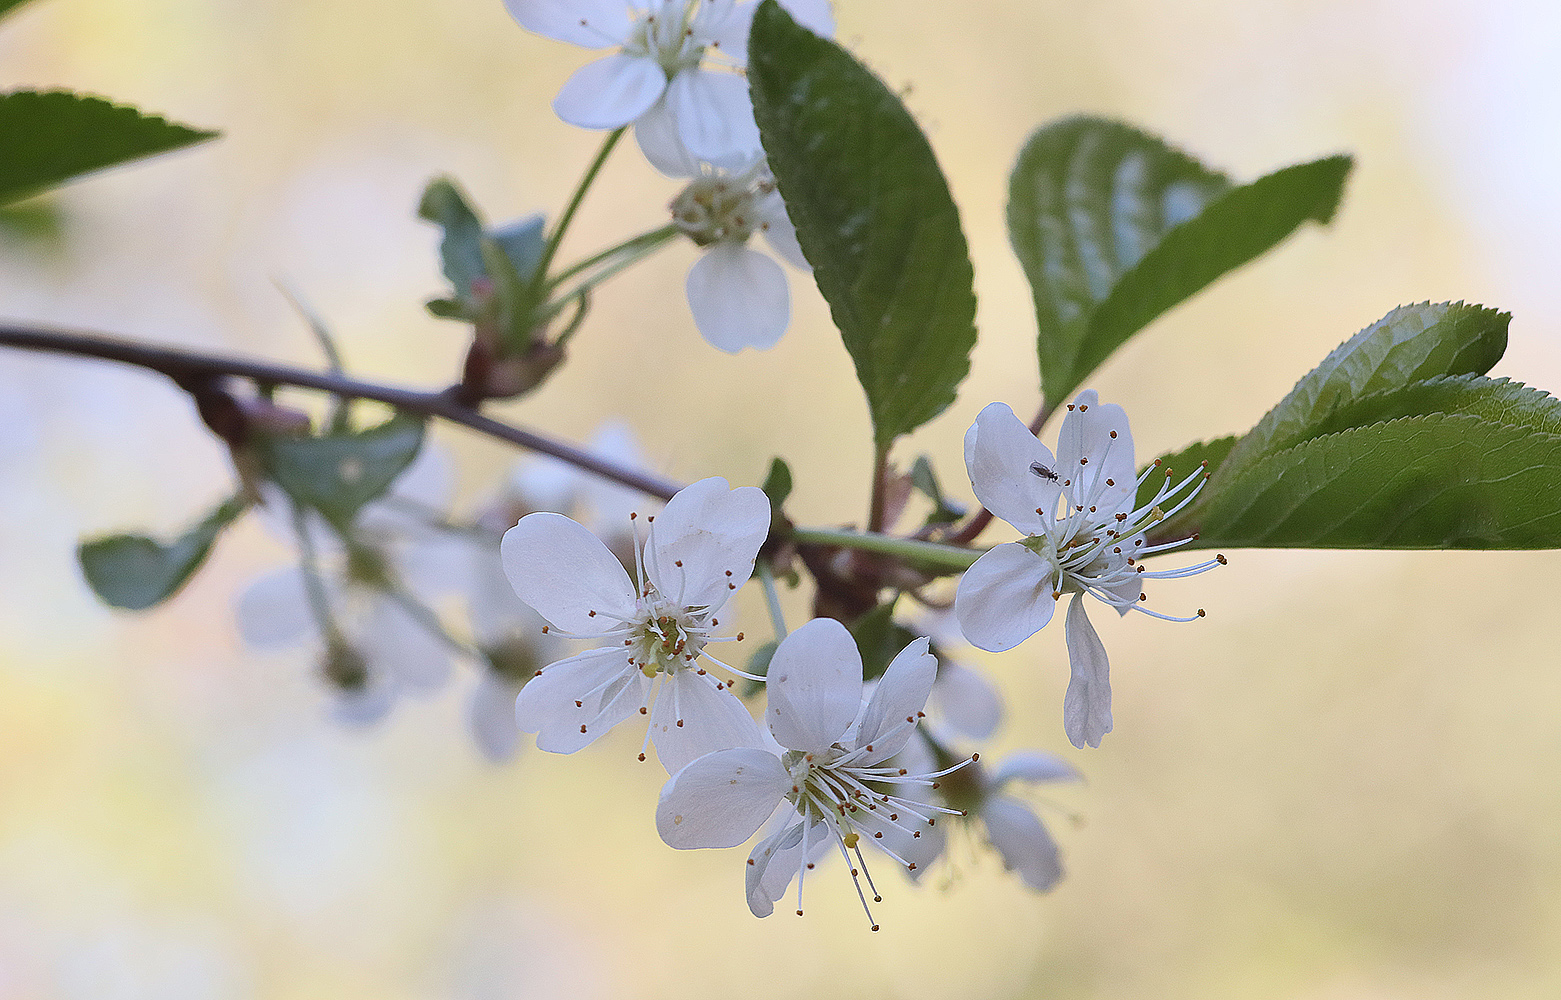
[
  {"left": 655, "top": 617, "right": 970, "bottom": 927},
  {"left": 954, "top": 393, "right": 1225, "bottom": 748},
  {"left": 502, "top": 476, "right": 769, "bottom": 773},
  {"left": 669, "top": 156, "right": 808, "bottom": 352},
  {"left": 899, "top": 736, "right": 1079, "bottom": 892},
  {"left": 502, "top": 0, "right": 835, "bottom": 175}
]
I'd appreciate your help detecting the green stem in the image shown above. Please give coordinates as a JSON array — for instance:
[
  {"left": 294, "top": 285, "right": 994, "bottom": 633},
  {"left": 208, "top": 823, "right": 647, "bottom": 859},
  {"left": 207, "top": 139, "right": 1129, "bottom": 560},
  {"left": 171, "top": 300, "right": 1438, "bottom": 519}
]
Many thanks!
[
  {"left": 546, "top": 224, "right": 679, "bottom": 290},
  {"left": 533, "top": 127, "right": 626, "bottom": 291},
  {"left": 791, "top": 527, "right": 983, "bottom": 571},
  {"left": 757, "top": 559, "right": 788, "bottom": 640},
  {"left": 543, "top": 229, "right": 677, "bottom": 315},
  {"left": 291, "top": 506, "right": 344, "bottom": 644},
  {"left": 383, "top": 584, "right": 480, "bottom": 659}
]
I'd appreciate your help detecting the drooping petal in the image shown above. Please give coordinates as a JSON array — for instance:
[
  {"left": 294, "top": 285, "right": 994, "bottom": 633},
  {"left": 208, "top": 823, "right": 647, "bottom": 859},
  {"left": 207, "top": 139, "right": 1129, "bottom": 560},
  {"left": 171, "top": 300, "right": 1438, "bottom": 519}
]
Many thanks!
[
  {"left": 963, "top": 402, "right": 1057, "bottom": 535},
  {"left": 665, "top": 68, "right": 762, "bottom": 167},
  {"left": 468, "top": 671, "right": 524, "bottom": 763},
  {"left": 746, "top": 818, "right": 828, "bottom": 917},
  {"left": 685, "top": 244, "right": 791, "bottom": 353},
  {"left": 514, "top": 645, "right": 639, "bottom": 753},
  {"left": 954, "top": 543, "right": 1056, "bottom": 653},
  {"left": 764, "top": 617, "right": 863, "bottom": 753},
  {"left": 981, "top": 796, "right": 1063, "bottom": 892},
  {"left": 854, "top": 638, "right": 936, "bottom": 765},
  {"left": 500, "top": 512, "right": 638, "bottom": 633},
  {"left": 633, "top": 96, "right": 702, "bottom": 177},
  {"left": 644, "top": 476, "right": 770, "bottom": 610},
  {"left": 503, "top": 0, "right": 636, "bottom": 47},
  {"left": 993, "top": 750, "right": 1081, "bottom": 787},
  {"left": 234, "top": 567, "right": 314, "bottom": 649},
  {"left": 656, "top": 747, "right": 791, "bottom": 849},
  {"left": 1062, "top": 593, "right": 1112, "bottom": 749},
  {"left": 553, "top": 53, "right": 668, "bottom": 130},
  {"left": 1054, "top": 390, "right": 1136, "bottom": 515},
  {"left": 928, "top": 661, "right": 1004, "bottom": 741},
  {"left": 649, "top": 670, "right": 767, "bottom": 775}
]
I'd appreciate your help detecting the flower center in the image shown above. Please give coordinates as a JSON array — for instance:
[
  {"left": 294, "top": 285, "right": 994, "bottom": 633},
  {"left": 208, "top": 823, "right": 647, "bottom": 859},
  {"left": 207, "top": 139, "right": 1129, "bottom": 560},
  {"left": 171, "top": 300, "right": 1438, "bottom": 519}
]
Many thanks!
[
  {"left": 670, "top": 166, "right": 773, "bottom": 247},
  {"left": 628, "top": 598, "right": 710, "bottom": 677},
  {"left": 624, "top": 1, "right": 707, "bottom": 77}
]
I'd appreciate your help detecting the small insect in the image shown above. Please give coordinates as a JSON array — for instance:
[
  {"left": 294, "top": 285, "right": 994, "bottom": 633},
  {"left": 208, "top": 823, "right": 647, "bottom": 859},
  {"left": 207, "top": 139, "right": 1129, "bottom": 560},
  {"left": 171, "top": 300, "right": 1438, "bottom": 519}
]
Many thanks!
[{"left": 1029, "top": 461, "right": 1059, "bottom": 482}]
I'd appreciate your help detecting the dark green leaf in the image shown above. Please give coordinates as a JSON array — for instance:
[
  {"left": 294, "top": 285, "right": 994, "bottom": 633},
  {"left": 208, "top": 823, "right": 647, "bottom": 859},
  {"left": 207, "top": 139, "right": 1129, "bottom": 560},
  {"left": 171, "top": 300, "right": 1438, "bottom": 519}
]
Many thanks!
[
  {"left": 256, "top": 411, "right": 425, "bottom": 532},
  {"left": 909, "top": 455, "right": 966, "bottom": 525},
  {"left": 78, "top": 496, "right": 246, "bottom": 610},
  {"left": 749, "top": 1, "right": 978, "bottom": 449},
  {"left": 848, "top": 600, "right": 919, "bottom": 682},
  {"left": 1008, "top": 116, "right": 1351, "bottom": 408},
  {"left": 0, "top": 0, "right": 36, "bottom": 20},
  {"left": 1188, "top": 398, "right": 1561, "bottom": 549},
  {"left": 1134, "top": 435, "right": 1237, "bottom": 520},
  {"left": 760, "top": 457, "right": 793, "bottom": 508},
  {"left": 0, "top": 90, "right": 217, "bottom": 205}
]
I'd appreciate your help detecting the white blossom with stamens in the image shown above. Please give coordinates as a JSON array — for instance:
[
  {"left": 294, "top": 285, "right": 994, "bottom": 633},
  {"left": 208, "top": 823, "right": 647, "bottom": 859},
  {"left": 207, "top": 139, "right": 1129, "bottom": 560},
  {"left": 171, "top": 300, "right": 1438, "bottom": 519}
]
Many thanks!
[
  {"left": 670, "top": 156, "right": 808, "bottom": 352},
  {"left": 954, "top": 393, "right": 1226, "bottom": 748},
  {"left": 501, "top": 476, "right": 769, "bottom": 773},
  {"left": 655, "top": 617, "right": 970, "bottom": 927},
  {"left": 502, "top": 0, "right": 835, "bottom": 175}
]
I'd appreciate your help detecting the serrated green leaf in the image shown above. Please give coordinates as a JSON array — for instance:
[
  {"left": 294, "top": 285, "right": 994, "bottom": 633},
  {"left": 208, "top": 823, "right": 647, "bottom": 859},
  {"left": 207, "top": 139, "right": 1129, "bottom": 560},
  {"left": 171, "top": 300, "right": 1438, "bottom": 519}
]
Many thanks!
[
  {"left": 1308, "top": 375, "right": 1561, "bottom": 441},
  {"left": 1219, "top": 302, "right": 1509, "bottom": 480},
  {"left": 0, "top": 90, "right": 217, "bottom": 205},
  {"left": 1008, "top": 116, "right": 1350, "bottom": 408},
  {"left": 1187, "top": 397, "right": 1561, "bottom": 549},
  {"left": 78, "top": 496, "right": 246, "bottom": 610},
  {"left": 749, "top": 1, "right": 978, "bottom": 449},
  {"left": 1135, "top": 435, "right": 1238, "bottom": 518},
  {"left": 256, "top": 411, "right": 425, "bottom": 532},
  {"left": 761, "top": 457, "right": 793, "bottom": 508}
]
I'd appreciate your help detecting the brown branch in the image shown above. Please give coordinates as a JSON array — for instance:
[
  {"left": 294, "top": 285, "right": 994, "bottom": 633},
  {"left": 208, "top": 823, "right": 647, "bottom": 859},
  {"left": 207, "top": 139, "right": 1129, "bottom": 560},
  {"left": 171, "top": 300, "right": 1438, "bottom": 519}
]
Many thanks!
[{"left": 0, "top": 321, "right": 684, "bottom": 501}]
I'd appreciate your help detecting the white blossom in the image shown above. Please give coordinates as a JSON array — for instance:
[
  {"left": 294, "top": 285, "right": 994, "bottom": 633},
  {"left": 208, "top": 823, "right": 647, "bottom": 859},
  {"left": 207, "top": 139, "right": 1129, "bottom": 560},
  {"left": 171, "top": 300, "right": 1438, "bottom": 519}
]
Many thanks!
[
  {"left": 502, "top": 0, "right": 836, "bottom": 175},
  {"left": 670, "top": 157, "right": 808, "bottom": 352},
  {"left": 954, "top": 393, "right": 1225, "bottom": 748},
  {"left": 655, "top": 617, "right": 969, "bottom": 927},
  {"left": 502, "top": 476, "right": 769, "bottom": 773}
]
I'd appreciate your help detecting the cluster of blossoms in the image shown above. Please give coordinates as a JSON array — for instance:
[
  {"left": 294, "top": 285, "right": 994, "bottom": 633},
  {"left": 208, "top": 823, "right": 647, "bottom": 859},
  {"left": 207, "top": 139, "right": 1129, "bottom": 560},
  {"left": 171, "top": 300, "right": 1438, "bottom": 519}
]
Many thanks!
[
  {"left": 486, "top": 392, "right": 1221, "bottom": 922},
  {"left": 502, "top": 0, "right": 833, "bottom": 352}
]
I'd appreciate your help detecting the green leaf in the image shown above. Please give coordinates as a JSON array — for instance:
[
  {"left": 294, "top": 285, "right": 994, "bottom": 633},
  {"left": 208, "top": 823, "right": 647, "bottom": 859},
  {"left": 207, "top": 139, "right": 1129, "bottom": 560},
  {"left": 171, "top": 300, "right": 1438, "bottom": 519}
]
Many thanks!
[
  {"left": 1008, "top": 116, "right": 1351, "bottom": 408},
  {"left": 1189, "top": 395, "right": 1561, "bottom": 549},
  {"left": 492, "top": 214, "right": 546, "bottom": 283},
  {"left": 0, "top": 90, "right": 217, "bottom": 205},
  {"left": 419, "top": 177, "right": 489, "bottom": 302},
  {"left": 78, "top": 496, "right": 246, "bottom": 610},
  {"left": 1, "top": 0, "right": 37, "bottom": 23},
  {"left": 256, "top": 411, "right": 425, "bottom": 532},
  {"left": 909, "top": 455, "right": 967, "bottom": 525},
  {"left": 1135, "top": 435, "right": 1238, "bottom": 518},
  {"left": 418, "top": 176, "right": 547, "bottom": 348},
  {"left": 848, "top": 600, "right": 920, "bottom": 682},
  {"left": 739, "top": 638, "right": 779, "bottom": 698},
  {"left": 760, "top": 457, "right": 794, "bottom": 508},
  {"left": 748, "top": 1, "right": 978, "bottom": 449},
  {"left": 1218, "top": 302, "right": 1509, "bottom": 480}
]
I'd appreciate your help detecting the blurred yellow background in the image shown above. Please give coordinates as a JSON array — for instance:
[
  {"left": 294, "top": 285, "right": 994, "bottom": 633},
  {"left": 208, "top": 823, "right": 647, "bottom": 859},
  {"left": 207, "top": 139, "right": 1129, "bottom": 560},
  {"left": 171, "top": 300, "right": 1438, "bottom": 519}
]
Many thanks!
[{"left": 2, "top": 0, "right": 1561, "bottom": 996}]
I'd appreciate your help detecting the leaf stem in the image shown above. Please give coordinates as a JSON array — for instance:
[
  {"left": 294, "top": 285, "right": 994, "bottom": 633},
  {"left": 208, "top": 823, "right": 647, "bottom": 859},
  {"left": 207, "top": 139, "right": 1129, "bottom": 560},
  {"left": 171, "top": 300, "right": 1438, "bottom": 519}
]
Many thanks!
[
  {"left": 867, "top": 443, "right": 890, "bottom": 533},
  {"left": 791, "top": 526, "right": 982, "bottom": 571},
  {"left": 546, "top": 223, "right": 679, "bottom": 290},
  {"left": 757, "top": 558, "right": 788, "bottom": 640}
]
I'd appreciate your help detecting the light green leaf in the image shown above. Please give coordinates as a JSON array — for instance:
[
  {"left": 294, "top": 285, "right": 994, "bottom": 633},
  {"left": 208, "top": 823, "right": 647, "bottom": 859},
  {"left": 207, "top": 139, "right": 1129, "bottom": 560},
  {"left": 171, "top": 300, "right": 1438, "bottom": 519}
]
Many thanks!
[
  {"left": 761, "top": 457, "right": 794, "bottom": 508},
  {"left": 0, "top": 90, "right": 217, "bottom": 205},
  {"left": 1188, "top": 398, "right": 1561, "bottom": 549},
  {"left": 78, "top": 496, "right": 246, "bottom": 610},
  {"left": 419, "top": 177, "right": 488, "bottom": 303},
  {"left": 1008, "top": 116, "right": 1350, "bottom": 408},
  {"left": 418, "top": 176, "right": 545, "bottom": 347},
  {"left": 748, "top": 1, "right": 978, "bottom": 449},
  {"left": 909, "top": 454, "right": 966, "bottom": 526},
  {"left": 256, "top": 412, "right": 425, "bottom": 532}
]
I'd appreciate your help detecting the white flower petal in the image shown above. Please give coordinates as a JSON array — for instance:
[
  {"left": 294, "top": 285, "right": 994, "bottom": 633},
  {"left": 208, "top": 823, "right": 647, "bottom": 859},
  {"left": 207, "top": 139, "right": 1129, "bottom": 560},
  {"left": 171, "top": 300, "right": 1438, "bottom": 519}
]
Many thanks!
[
  {"left": 1062, "top": 592, "right": 1112, "bottom": 749},
  {"left": 685, "top": 244, "right": 790, "bottom": 353},
  {"left": 854, "top": 638, "right": 935, "bottom": 765},
  {"left": 656, "top": 747, "right": 790, "bottom": 849},
  {"left": 954, "top": 543, "right": 1056, "bottom": 652},
  {"left": 234, "top": 567, "right": 314, "bottom": 649},
  {"left": 650, "top": 670, "right": 767, "bottom": 774},
  {"left": 330, "top": 678, "right": 399, "bottom": 727},
  {"left": 503, "top": 0, "right": 635, "bottom": 47},
  {"left": 963, "top": 402, "right": 1057, "bottom": 534},
  {"left": 644, "top": 476, "right": 770, "bottom": 610},
  {"left": 633, "top": 96, "right": 702, "bottom": 177},
  {"left": 469, "top": 671, "right": 524, "bottom": 763},
  {"left": 1055, "top": 390, "right": 1136, "bottom": 514},
  {"left": 500, "top": 511, "right": 638, "bottom": 632},
  {"left": 982, "top": 795, "right": 1063, "bottom": 892},
  {"left": 705, "top": 0, "right": 757, "bottom": 63},
  {"left": 746, "top": 819, "right": 828, "bottom": 917},
  {"left": 553, "top": 53, "right": 667, "bottom": 130},
  {"left": 993, "top": 750, "right": 1081, "bottom": 787},
  {"left": 928, "top": 661, "right": 1004, "bottom": 741},
  {"left": 757, "top": 192, "right": 810, "bottom": 270},
  {"left": 363, "top": 596, "right": 451, "bottom": 693},
  {"left": 764, "top": 617, "right": 863, "bottom": 753},
  {"left": 665, "top": 68, "right": 762, "bottom": 167},
  {"left": 468, "top": 548, "right": 548, "bottom": 647},
  {"left": 514, "top": 645, "right": 639, "bottom": 753}
]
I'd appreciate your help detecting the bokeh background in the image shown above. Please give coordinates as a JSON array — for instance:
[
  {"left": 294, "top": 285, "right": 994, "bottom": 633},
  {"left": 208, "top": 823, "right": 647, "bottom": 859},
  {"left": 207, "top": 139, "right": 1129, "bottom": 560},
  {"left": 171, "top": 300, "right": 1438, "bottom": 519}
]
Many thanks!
[{"left": 3, "top": 0, "right": 1561, "bottom": 996}]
